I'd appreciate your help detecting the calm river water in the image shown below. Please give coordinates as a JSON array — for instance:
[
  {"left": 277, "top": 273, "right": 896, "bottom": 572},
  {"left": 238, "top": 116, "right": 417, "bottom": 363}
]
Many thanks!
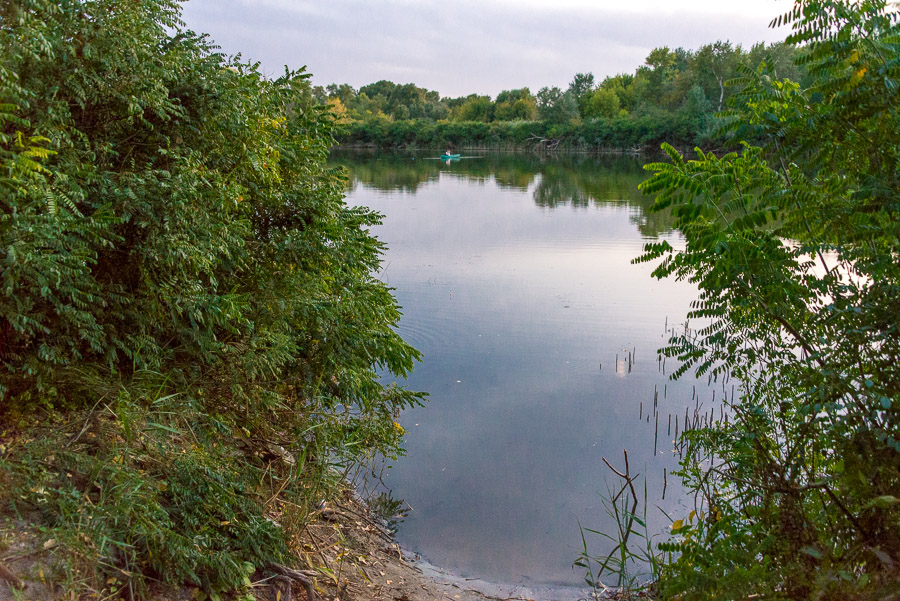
[{"left": 332, "top": 150, "right": 721, "bottom": 597}]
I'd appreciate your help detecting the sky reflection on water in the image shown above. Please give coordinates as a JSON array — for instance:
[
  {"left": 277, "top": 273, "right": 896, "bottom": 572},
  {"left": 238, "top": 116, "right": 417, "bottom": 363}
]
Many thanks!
[{"left": 335, "top": 152, "right": 717, "bottom": 590}]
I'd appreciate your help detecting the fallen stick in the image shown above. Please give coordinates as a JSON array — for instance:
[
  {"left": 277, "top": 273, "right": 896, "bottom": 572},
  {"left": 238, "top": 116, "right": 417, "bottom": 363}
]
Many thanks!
[
  {"left": 0, "top": 561, "right": 24, "bottom": 590},
  {"left": 334, "top": 501, "right": 394, "bottom": 542},
  {"left": 267, "top": 564, "right": 317, "bottom": 601}
]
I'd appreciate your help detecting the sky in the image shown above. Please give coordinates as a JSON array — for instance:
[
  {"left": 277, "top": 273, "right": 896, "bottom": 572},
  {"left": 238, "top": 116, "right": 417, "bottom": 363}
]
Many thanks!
[{"left": 180, "top": 0, "right": 792, "bottom": 98}]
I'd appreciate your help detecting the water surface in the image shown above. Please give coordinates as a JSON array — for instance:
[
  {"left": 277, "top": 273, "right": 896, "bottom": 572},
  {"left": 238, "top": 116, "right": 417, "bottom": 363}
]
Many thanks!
[{"left": 334, "top": 151, "right": 720, "bottom": 595}]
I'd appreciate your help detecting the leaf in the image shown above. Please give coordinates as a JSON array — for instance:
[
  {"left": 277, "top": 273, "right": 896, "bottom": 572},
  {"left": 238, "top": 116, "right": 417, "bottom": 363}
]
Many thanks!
[
  {"left": 868, "top": 496, "right": 900, "bottom": 509},
  {"left": 143, "top": 422, "right": 183, "bottom": 435},
  {"left": 801, "top": 546, "right": 822, "bottom": 559}
]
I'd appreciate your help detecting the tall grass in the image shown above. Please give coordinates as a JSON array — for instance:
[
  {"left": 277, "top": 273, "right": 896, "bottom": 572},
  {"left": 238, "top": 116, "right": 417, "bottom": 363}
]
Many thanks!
[{"left": 575, "top": 450, "right": 666, "bottom": 599}]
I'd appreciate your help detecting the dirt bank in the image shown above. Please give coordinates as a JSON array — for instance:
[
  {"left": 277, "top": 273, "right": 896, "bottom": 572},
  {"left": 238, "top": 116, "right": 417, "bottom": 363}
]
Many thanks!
[{"left": 0, "top": 491, "right": 547, "bottom": 601}]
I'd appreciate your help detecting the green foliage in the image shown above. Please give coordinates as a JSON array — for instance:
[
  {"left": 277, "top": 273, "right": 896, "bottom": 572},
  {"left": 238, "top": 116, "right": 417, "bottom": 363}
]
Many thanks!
[
  {"left": 636, "top": 1, "right": 900, "bottom": 598},
  {"left": 2, "top": 380, "right": 293, "bottom": 595},
  {"left": 494, "top": 87, "right": 538, "bottom": 121},
  {"left": 327, "top": 41, "right": 806, "bottom": 150},
  {"left": 337, "top": 109, "right": 717, "bottom": 152},
  {"left": 567, "top": 72, "right": 596, "bottom": 117},
  {"left": 450, "top": 94, "right": 495, "bottom": 122},
  {"left": 584, "top": 88, "right": 622, "bottom": 120},
  {"left": 355, "top": 80, "right": 447, "bottom": 121},
  {"left": 600, "top": 73, "right": 641, "bottom": 114},
  {"left": 340, "top": 119, "right": 531, "bottom": 149},
  {"left": 1, "top": 0, "right": 422, "bottom": 595},
  {"left": 536, "top": 86, "right": 580, "bottom": 125}
]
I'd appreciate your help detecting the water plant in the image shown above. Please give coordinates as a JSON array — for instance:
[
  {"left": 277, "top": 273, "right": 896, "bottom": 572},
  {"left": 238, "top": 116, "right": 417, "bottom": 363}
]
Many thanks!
[{"left": 575, "top": 450, "right": 664, "bottom": 599}]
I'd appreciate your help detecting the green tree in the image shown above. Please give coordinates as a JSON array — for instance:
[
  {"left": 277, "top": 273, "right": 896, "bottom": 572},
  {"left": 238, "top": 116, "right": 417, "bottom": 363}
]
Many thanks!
[
  {"left": 584, "top": 87, "right": 621, "bottom": 119},
  {"left": 495, "top": 88, "right": 538, "bottom": 121},
  {"left": 567, "top": 72, "right": 596, "bottom": 117},
  {"left": 537, "top": 86, "right": 579, "bottom": 125},
  {"left": 677, "top": 84, "right": 713, "bottom": 140},
  {"left": 635, "top": 1, "right": 900, "bottom": 598},
  {"left": 642, "top": 46, "right": 678, "bottom": 100},
  {"left": 599, "top": 74, "right": 639, "bottom": 114},
  {"left": 359, "top": 79, "right": 398, "bottom": 104},
  {"left": 358, "top": 81, "right": 446, "bottom": 121},
  {"left": 326, "top": 82, "right": 358, "bottom": 106},
  {"left": 451, "top": 94, "right": 494, "bottom": 122},
  {"left": 690, "top": 41, "right": 741, "bottom": 111}
]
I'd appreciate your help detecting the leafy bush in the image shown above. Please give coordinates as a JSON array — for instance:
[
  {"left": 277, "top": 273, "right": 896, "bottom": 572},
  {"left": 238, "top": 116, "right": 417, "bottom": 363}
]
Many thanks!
[
  {"left": 337, "top": 116, "right": 711, "bottom": 151},
  {"left": 636, "top": 1, "right": 900, "bottom": 598},
  {"left": 1, "top": 0, "right": 421, "bottom": 596}
]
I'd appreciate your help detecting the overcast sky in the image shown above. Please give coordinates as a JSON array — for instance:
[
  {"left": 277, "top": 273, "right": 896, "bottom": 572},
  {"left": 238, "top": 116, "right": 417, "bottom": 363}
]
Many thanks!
[{"left": 180, "top": 0, "right": 792, "bottom": 98}]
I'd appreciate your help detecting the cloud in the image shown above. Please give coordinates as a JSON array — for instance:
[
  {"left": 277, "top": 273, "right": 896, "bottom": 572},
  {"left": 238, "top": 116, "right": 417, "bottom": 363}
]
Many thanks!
[{"left": 180, "top": 0, "right": 789, "bottom": 97}]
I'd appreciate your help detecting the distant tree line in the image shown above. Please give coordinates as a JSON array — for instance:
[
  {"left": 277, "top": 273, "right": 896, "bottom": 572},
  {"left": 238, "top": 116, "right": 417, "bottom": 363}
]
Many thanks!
[{"left": 317, "top": 41, "right": 808, "bottom": 151}]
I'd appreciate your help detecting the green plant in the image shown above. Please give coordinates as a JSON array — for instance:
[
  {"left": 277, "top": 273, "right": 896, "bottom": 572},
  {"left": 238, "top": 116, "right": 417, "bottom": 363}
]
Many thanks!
[
  {"left": 0, "top": 0, "right": 422, "bottom": 597},
  {"left": 575, "top": 450, "right": 664, "bottom": 598},
  {"left": 636, "top": 1, "right": 900, "bottom": 598}
]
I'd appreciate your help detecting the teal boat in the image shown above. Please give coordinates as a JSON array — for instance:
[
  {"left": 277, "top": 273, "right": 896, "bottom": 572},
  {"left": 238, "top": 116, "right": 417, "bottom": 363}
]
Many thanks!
[{"left": 441, "top": 153, "right": 461, "bottom": 160}]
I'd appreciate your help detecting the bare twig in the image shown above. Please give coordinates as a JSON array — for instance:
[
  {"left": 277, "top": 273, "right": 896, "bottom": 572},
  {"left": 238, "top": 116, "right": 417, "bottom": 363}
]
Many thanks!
[
  {"left": 267, "top": 564, "right": 317, "bottom": 601},
  {"left": 0, "top": 561, "right": 24, "bottom": 590},
  {"left": 68, "top": 394, "right": 108, "bottom": 446}
]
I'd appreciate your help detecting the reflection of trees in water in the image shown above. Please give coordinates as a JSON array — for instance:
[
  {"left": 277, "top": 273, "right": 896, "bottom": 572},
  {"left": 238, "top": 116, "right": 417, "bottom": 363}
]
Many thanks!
[
  {"left": 532, "top": 173, "right": 592, "bottom": 208},
  {"left": 332, "top": 154, "right": 440, "bottom": 193},
  {"left": 530, "top": 161, "right": 677, "bottom": 237},
  {"left": 331, "top": 150, "right": 677, "bottom": 237},
  {"left": 331, "top": 150, "right": 541, "bottom": 193}
]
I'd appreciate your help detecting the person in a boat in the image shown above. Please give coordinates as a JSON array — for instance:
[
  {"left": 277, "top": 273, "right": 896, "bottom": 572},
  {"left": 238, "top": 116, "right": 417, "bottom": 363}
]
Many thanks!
[{"left": 446, "top": 149, "right": 452, "bottom": 156}]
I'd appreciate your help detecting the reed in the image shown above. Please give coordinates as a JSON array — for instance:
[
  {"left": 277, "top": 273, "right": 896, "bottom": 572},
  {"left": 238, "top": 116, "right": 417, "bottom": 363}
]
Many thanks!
[{"left": 575, "top": 450, "right": 664, "bottom": 599}]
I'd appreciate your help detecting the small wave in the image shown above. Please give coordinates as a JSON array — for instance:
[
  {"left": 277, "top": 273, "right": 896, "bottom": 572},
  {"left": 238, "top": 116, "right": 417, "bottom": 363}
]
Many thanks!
[{"left": 395, "top": 314, "right": 452, "bottom": 350}]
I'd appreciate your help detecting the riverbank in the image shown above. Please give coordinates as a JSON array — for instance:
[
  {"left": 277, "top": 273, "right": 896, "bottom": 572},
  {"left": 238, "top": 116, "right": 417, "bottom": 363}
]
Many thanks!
[
  {"left": 334, "top": 115, "right": 711, "bottom": 154},
  {"left": 0, "top": 488, "right": 574, "bottom": 601}
]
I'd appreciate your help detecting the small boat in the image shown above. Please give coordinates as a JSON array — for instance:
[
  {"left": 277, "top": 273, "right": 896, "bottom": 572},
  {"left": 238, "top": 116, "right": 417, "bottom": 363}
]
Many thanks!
[{"left": 440, "top": 153, "right": 461, "bottom": 160}]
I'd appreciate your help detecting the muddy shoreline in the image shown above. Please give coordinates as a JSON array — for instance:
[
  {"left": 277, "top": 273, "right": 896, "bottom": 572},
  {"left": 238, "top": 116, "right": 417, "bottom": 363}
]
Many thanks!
[
  {"left": 301, "top": 493, "right": 591, "bottom": 601},
  {"left": 0, "top": 491, "right": 590, "bottom": 601}
]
